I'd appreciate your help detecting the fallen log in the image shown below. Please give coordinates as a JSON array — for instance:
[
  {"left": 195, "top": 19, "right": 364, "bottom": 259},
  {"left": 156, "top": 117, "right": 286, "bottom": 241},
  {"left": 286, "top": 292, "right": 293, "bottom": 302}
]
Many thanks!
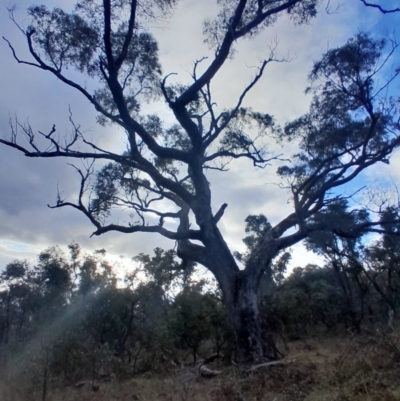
[
  {"left": 199, "top": 364, "right": 222, "bottom": 378},
  {"left": 247, "top": 359, "right": 293, "bottom": 372}
]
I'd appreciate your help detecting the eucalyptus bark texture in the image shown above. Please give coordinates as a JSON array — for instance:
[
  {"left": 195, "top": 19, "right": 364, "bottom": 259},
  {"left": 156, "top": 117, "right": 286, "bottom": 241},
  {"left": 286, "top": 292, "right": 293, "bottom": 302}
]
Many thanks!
[{"left": 229, "top": 273, "right": 271, "bottom": 363}]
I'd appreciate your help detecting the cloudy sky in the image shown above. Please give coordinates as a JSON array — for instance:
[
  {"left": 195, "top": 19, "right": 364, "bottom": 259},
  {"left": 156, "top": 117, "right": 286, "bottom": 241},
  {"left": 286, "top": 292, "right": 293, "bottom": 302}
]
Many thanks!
[{"left": 0, "top": 0, "right": 399, "bottom": 271}]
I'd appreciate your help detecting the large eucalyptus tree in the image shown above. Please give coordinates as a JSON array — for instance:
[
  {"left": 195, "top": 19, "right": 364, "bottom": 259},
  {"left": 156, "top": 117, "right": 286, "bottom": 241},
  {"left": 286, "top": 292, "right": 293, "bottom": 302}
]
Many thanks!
[{"left": 2, "top": 0, "right": 400, "bottom": 362}]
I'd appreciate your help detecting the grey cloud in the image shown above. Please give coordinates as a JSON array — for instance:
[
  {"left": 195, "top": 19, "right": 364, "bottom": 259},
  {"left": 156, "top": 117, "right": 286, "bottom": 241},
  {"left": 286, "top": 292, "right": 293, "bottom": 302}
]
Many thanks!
[{"left": 1, "top": 0, "right": 398, "bottom": 270}]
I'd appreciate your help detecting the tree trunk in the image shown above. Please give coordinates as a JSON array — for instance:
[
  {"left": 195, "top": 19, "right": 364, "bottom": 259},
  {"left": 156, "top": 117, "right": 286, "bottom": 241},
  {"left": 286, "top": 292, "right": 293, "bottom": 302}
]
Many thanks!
[{"left": 227, "top": 272, "right": 280, "bottom": 364}]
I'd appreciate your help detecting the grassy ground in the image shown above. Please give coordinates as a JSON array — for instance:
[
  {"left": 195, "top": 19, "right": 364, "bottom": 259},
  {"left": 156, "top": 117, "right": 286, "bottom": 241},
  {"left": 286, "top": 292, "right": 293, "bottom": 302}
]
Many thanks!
[{"left": 3, "top": 330, "right": 400, "bottom": 401}]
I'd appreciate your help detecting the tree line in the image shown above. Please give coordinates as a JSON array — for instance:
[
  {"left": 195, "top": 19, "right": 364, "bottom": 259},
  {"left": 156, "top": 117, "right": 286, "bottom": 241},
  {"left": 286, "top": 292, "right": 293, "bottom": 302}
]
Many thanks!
[{"left": 1, "top": 208, "right": 399, "bottom": 397}]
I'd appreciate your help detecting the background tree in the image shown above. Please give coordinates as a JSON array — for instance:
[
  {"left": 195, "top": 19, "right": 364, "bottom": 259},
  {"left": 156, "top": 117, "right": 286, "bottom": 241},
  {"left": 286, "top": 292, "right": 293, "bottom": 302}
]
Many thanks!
[
  {"left": 304, "top": 200, "right": 370, "bottom": 332},
  {"left": 170, "top": 283, "right": 212, "bottom": 365},
  {"left": 361, "top": 207, "right": 400, "bottom": 327},
  {"left": 1, "top": 0, "right": 400, "bottom": 363},
  {"left": 0, "top": 243, "right": 231, "bottom": 395},
  {"left": 273, "top": 264, "right": 343, "bottom": 337},
  {"left": 3, "top": 236, "right": 400, "bottom": 398}
]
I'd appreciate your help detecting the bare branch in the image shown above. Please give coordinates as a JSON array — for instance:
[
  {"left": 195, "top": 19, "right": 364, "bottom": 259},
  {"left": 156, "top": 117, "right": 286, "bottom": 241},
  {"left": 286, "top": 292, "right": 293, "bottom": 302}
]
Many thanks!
[
  {"left": 176, "top": 0, "right": 300, "bottom": 106},
  {"left": 205, "top": 55, "right": 281, "bottom": 147},
  {"left": 204, "top": 150, "right": 283, "bottom": 167},
  {"left": 115, "top": 0, "right": 137, "bottom": 71},
  {"left": 2, "top": 36, "right": 41, "bottom": 68},
  {"left": 91, "top": 223, "right": 202, "bottom": 241},
  {"left": 48, "top": 162, "right": 102, "bottom": 230},
  {"left": 161, "top": 72, "right": 178, "bottom": 104},
  {"left": 359, "top": 0, "right": 400, "bottom": 14},
  {"left": 213, "top": 203, "right": 228, "bottom": 223}
]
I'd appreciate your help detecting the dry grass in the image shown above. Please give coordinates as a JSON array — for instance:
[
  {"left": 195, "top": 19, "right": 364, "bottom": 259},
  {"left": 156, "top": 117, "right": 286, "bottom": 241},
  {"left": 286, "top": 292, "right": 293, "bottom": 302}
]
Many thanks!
[{"left": 2, "top": 331, "right": 400, "bottom": 401}]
